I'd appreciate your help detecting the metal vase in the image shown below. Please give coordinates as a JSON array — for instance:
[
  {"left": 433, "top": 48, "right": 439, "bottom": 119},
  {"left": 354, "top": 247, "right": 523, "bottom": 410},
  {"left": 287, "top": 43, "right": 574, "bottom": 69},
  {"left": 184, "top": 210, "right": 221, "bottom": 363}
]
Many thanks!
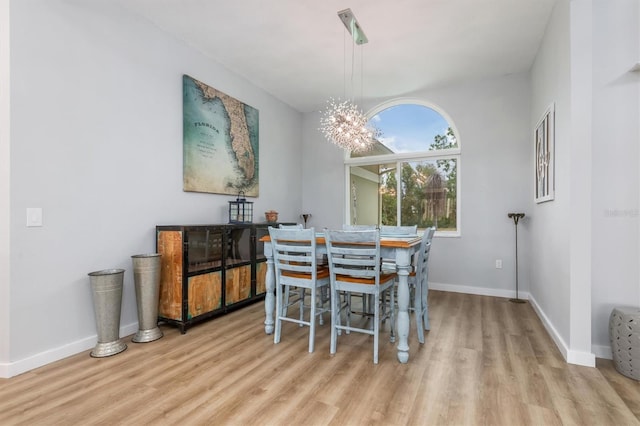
[
  {"left": 131, "top": 253, "right": 163, "bottom": 343},
  {"left": 88, "top": 269, "right": 127, "bottom": 357}
]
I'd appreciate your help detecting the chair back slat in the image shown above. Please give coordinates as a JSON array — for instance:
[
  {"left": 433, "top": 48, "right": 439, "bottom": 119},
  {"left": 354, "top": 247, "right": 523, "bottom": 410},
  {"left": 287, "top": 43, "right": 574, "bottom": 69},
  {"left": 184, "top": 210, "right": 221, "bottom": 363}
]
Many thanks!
[
  {"left": 379, "top": 225, "right": 417, "bottom": 235},
  {"left": 342, "top": 224, "right": 377, "bottom": 231},
  {"left": 325, "top": 230, "right": 385, "bottom": 285},
  {"left": 279, "top": 224, "right": 304, "bottom": 229},
  {"left": 268, "top": 227, "right": 318, "bottom": 279},
  {"left": 415, "top": 226, "right": 435, "bottom": 287}
]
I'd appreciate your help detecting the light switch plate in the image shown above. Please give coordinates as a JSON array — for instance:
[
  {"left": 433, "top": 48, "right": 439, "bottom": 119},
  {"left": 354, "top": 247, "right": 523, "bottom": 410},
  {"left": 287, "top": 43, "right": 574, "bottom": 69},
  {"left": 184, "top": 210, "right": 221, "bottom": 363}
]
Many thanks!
[{"left": 27, "top": 208, "right": 43, "bottom": 227}]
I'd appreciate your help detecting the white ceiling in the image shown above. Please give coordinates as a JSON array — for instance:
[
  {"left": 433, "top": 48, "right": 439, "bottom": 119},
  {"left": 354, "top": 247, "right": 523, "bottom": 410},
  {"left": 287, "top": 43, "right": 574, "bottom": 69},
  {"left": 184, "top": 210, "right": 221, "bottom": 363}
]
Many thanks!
[{"left": 112, "top": 0, "right": 558, "bottom": 113}]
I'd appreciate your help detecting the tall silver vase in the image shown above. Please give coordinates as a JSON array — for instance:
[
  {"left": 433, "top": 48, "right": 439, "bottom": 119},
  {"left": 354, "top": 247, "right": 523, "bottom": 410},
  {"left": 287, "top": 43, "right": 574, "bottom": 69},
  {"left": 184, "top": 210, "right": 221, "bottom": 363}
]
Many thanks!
[
  {"left": 88, "top": 269, "right": 127, "bottom": 357},
  {"left": 131, "top": 254, "right": 163, "bottom": 343}
]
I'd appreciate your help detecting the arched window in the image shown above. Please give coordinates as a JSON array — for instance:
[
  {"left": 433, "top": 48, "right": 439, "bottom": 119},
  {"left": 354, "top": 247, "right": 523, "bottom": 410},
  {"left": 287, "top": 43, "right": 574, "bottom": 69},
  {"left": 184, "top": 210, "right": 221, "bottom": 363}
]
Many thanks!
[{"left": 345, "top": 101, "right": 460, "bottom": 236}]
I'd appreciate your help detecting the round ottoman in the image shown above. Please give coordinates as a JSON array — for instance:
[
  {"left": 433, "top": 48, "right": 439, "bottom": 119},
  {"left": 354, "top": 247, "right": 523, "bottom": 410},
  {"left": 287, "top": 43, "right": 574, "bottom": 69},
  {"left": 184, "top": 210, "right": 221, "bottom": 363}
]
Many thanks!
[{"left": 609, "top": 306, "right": 640, "bottom": 381}]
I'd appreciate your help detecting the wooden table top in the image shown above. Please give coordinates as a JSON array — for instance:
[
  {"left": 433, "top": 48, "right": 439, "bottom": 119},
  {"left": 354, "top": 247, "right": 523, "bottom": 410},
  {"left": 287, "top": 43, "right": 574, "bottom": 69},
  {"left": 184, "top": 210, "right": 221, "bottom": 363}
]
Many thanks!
[{"left": 260, "top": 233, "right": 422, "bottom": 248}]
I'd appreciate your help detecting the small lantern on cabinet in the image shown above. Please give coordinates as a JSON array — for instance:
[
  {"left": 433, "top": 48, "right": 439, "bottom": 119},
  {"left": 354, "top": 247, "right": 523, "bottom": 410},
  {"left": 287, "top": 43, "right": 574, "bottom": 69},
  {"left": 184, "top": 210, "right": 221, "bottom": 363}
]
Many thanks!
[{"left": 228, "top": 191, "right": 253, "bottom": 223}]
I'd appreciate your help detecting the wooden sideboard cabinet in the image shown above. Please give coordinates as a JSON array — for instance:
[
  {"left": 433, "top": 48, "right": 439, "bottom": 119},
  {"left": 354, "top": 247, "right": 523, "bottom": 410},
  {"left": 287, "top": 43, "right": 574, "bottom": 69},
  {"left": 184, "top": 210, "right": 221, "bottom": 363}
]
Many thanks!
[{"left": 156, "top": 223, "right": 290, "bottom": 333}]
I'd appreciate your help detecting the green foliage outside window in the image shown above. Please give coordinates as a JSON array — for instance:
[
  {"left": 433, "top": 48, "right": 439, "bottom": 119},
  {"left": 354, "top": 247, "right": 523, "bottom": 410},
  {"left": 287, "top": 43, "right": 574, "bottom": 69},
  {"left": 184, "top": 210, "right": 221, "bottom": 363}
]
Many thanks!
[{"left": 380, "top": 128, "right": 458, "bottom": 230}]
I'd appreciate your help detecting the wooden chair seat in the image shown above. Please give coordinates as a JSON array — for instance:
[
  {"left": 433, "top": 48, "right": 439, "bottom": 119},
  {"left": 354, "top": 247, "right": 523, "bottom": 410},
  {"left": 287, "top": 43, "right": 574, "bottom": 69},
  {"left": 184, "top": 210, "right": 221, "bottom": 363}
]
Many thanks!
[
  {"left": 283, "top": 267, "right": 329, "bottom": 280},
  {"left": 335, "top": 272, "right": 396, "bottom": 285}
]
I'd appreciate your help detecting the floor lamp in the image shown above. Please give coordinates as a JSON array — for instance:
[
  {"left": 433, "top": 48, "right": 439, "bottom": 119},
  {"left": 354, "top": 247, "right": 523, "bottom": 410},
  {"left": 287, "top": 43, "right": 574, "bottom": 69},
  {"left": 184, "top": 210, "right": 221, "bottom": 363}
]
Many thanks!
[{"left": 508, "top": 213, "right": 526, "bottom": 303}]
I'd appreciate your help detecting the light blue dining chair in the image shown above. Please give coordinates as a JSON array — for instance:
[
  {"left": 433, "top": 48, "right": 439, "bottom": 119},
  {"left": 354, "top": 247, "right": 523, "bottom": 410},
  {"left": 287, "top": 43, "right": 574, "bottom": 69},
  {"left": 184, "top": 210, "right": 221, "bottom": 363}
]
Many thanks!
[
  {"left": 340, "top": 224, "right": 379, "bottom": 319},
  {"left": 279, "top": 224, "right": 304, "bottom": 229},
  {"left": 325, "top": 229, "right": 396, "bottom": 364},
  {"left": 411, "top": 227, "right": 435, "bottom": 343},
  {"left": 380, "top": 226, "right": 434, "bottom": 344},
  {"left": 280, "top": 223, "right": 329, "bottom": 310},
  {"left": 342, "top": 224, "right": 377, "bottom": 230},
  {"left": 269, "top": 227, "right": 330, "bottom": 353},
  {"left": 379, "top": 225, "right": 417, "bottom": 236},
  {"left": 379, "top": 224, "right": 418, "bottom": 271}
]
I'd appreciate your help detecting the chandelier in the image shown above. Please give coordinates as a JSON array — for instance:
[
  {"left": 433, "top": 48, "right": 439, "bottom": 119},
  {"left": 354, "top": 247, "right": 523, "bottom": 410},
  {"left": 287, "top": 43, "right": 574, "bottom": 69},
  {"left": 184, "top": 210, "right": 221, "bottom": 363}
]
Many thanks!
[{"left": 320, "top": 9, "right": 380, "bottom": 153}]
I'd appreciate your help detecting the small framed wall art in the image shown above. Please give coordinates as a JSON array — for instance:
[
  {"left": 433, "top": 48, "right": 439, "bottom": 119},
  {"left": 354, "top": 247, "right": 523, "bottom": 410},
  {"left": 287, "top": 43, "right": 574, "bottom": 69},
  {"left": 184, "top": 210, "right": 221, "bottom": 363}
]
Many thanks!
[{"left": 534, "top": 103, "right": 555, "bottom": 203}]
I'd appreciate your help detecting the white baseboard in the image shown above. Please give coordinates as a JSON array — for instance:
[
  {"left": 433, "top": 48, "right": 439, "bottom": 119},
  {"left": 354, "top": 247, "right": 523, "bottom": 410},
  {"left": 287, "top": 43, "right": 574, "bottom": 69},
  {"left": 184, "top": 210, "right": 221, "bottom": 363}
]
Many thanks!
[
  {"left": 592, "top": 344, "right": 612, "bottom": 360},
  {"left": 567, "top": 349, "right": 596, "bottom": 367},
  {"left": 528, "top": 294, "right": 595, "bottom": 368},
  {"left": 527, "top": 294, "right": 569, "bottom": 360},
  {"left": 0, "top": 322, "right": 138, "bottom": 378},
  {"left": 429, "top": 281, "right": 530, "bottom": 300}
]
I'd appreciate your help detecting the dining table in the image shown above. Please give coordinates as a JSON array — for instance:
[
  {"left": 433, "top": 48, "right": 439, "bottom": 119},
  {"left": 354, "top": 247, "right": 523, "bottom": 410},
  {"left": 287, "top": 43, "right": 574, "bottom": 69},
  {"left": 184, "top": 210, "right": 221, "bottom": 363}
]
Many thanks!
[{"left": 260, "top": 231, "right": 422, "bottom": 364}]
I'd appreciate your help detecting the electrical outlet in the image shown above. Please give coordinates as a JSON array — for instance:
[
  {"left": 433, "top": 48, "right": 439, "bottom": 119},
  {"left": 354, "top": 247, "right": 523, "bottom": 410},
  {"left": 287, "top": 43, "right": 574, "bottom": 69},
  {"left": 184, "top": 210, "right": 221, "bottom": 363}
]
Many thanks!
[
  {"left": 495, "top": 259, "right": 503, "bottom": 269},
  {"left": 26, "top": 208, "right": 43, "bottom": 227}
]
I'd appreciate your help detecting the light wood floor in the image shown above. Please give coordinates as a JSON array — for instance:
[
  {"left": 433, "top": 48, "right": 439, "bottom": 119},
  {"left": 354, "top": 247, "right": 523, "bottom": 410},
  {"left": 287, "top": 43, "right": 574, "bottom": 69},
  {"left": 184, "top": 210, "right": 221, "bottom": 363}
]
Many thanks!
[{"left": 1, "top": 290, "right": 640, "bottom": 425}]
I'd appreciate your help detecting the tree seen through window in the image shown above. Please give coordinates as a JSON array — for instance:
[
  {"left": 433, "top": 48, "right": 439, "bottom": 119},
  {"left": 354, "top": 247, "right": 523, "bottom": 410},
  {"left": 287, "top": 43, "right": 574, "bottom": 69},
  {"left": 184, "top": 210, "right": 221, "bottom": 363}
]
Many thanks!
[{"left": 347, "top": 103, "right": 460, "bottom": 234}]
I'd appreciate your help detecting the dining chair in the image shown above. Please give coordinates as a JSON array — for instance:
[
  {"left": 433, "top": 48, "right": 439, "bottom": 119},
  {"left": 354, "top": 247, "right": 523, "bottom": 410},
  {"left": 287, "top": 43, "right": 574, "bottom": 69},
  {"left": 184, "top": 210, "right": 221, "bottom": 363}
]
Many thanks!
[
  {"left": 339, "top": 225, "right": 379, "bottom": 318},
  {"left": 269, "top": 227, "right": 330, "bottom": 353},
  {"left": 411, "top": 227, "right": 435, "bottom": 343},
  {"left": 379, "top": 225, "right": 418, "bottom": 271},
  {"left": 325, "top": 229, "right": 397, "bottom": 364},
  {"left": 278, "top": 223, "right": 328, "bottom": 315},
  {"left": 342, "top": 224, "right": 377, "bottom": 230},
  {"left": 379, "top": 225, "right": 418, "bottom": 236},
  {"left": 279, "top": 224, "right": 304, "bottom": 229}
]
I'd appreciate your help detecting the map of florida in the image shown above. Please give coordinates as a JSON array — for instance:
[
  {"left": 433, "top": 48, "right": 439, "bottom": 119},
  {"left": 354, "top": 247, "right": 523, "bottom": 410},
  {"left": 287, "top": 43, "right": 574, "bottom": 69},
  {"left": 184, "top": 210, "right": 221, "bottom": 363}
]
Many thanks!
[{"left": 194, "top": 80, "right": 255, "bottom": 183}]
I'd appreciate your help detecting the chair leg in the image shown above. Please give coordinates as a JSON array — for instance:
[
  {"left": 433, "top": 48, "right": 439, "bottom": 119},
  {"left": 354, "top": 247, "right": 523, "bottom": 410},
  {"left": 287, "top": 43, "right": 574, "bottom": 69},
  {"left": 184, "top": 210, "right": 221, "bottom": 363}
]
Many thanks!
[
  {"left": 345, "top": 292, "right": 351, "bottom": 334},
  {"left": 423, "top": 287, "right": 430, "bottom": 331},
  {"left": 330, "top": 288, "right": 338, "bottom": 355},
  {"left": 274, "top": 282, "right": 283, "bottom": 344},
  {"left": 318, "top": 285, "right": 325, "bottom": 326},
  {"left": 414, "top": 279, "right": 425, "bottom": 344},
  {"left": 373, "top": 291, "right": 380, "bottom": 364},
  {"left": 283, "top": 284, "right": 290, "bottom": 316},
  {"left": 423, "top": 271, "right": 430, "bottom": 331},
  {"left": 389, "top": 286, "right": 396, "bottom": 343},
  {"left": 309, "top": 286, "right": 316, "bottom": 353},
  {"left": 299, "top": 288, "right": 305, "bottom": 327}
]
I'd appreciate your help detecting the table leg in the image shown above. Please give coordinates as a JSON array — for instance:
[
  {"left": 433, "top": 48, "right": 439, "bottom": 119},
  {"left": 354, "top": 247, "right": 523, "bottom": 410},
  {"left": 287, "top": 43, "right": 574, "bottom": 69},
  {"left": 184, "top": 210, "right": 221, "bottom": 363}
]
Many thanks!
[
  {"left": 264, "top": 242, "right": 275, "bottom": 334},
  {"left": 395, "top": 249, "right": 411, "bottom": 363}
]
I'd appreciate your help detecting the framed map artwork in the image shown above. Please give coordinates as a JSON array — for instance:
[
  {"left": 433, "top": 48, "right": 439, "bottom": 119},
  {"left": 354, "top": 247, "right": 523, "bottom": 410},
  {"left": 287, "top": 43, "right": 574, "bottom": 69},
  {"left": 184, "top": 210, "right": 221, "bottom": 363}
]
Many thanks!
[
  {"left": 183, "top": 74, "right": 259, "bottom": 196},
  {"left": 534, "top": 103, "right": 554, "bottom": 203}
]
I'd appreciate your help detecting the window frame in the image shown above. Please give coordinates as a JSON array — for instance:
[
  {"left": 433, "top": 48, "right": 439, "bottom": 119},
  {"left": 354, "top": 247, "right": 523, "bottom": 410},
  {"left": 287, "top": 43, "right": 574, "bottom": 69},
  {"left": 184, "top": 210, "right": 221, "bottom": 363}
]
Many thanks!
[{"left": 343, "top": 99, "right": 462, "bottom": 237}]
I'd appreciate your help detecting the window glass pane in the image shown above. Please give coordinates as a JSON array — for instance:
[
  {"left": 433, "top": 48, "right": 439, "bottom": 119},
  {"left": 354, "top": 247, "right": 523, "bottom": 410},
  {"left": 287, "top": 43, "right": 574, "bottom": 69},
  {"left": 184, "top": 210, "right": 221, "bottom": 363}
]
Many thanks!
[
  {"left": 351, "top": 104, "right": 457, "bottom": 158},
  {"left": 399, "top": 160, "right": 457, "bottom": 231},
  {"left": 347, "top": 102, "right": 459, "bottom": 234},
  {"left": 349, "top": 163, "right": 393, "bottom": 226},
  {"left": 379, "top": 164, "right": 397, "bottom": 226}
]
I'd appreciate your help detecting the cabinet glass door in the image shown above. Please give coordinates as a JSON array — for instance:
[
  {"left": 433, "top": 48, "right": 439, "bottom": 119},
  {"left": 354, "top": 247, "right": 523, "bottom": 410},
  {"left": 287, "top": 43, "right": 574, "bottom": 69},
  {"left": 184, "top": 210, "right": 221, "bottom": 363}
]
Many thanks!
[
  {"left": 255, "top": 226, "right": 270, "bottom": 263},
  {"left": 225, "top": 227, "right": 251, "bottom": 266},
  {"left": 225, "top": 227, "right": 252, "bottom": 305},
  {"left": 187, "top": 228, "right": 223, "bottom": 273}
]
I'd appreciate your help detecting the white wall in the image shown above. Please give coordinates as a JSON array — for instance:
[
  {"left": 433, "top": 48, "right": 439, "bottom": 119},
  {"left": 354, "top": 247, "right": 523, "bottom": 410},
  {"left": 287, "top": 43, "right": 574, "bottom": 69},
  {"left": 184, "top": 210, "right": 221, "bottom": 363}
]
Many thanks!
[
  {"left": 529, "top": 0, "right": 639, "bottom": 366},
  {"left": 590, "top": 0, "right": 640, "bottom": 357},
  {"left": 529, "top": 0, "right": 597, "bottom": 366},
  {"left": 0, "top": 0, "right": 11, "bottom": 369},
  {"left": 529, "top": 0, "right": 575, "bottom": 361},
  {"left": 4, "top": 0, "right": 302, "bottom": 377},
  {"left": 303, "top": 73, "right": 533, "bottom": 299}
]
